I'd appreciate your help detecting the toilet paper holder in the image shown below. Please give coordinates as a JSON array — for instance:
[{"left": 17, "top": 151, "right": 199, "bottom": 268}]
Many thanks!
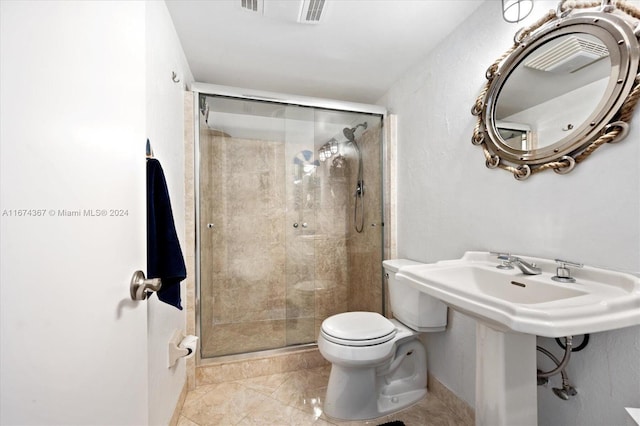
[{"left": 168, "top": 330, "right": 198, "bottom": 368}]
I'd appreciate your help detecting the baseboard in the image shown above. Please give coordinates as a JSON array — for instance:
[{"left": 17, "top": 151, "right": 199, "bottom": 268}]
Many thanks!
[{"left": 428, "top": 373, "right": 475, "bottom": 426}]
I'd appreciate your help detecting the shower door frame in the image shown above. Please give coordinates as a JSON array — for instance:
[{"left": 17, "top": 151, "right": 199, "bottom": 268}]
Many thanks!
[{"left": 191, "top": 82, "right": 389, "bottom": 365}]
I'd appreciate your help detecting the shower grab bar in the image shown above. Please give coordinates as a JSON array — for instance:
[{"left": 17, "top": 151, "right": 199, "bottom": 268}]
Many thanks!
[{"left": 130, "top": 270, "right": 162, "bottom": 301}]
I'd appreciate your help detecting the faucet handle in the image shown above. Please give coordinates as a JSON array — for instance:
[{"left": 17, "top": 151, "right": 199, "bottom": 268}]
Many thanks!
[
  {"left": 491, "top": 251, "right": 512, "bottom": 261},
  {"left": 552, "top": 259, "right": 583, "bottom": 283},
  {"left": 491, "top": 252, "right": 514, "bottom": 269},
  {"left": 555, "top": 259, "right": 583, "bottom": 268}
]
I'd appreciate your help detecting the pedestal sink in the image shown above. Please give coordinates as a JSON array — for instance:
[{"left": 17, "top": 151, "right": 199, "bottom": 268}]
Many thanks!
[{"left": 395, "top": 252, "right": 640, "bottom": 426}]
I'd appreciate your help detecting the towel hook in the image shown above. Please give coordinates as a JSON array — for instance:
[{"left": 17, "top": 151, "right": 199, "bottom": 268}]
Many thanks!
[
  {"left": 146, "top": 139, "right": 154, "bottom": 159},
  {"left": 130, "top": 270, "right": 162, "bottom": 300},
  {"left": 171, "top": 71, "right": 180, "bottom": 83}
]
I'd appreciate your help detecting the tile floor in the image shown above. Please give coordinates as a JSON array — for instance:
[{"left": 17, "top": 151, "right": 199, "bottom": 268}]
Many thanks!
[{"left": 178, "top": 365, "right": 467, "bottom": 426}]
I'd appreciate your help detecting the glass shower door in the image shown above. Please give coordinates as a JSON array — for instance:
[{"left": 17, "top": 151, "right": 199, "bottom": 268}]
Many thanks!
[
  {"left": 199, "top": 96, "right": 288, "bottom": 357},
  {"left": 199, "top": 97, "right": 321, "bottom": 358},
  {"left": 197, "top": 94, "right": 383, "bottom": 359}
]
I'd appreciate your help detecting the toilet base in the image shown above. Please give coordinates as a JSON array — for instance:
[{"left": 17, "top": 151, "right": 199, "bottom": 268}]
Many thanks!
[
  {"left": 322, "top": 338, "right": 428, "bottom": 421},
  {"left": 378, "top": 388, "right": 426, "bottom": 416}
]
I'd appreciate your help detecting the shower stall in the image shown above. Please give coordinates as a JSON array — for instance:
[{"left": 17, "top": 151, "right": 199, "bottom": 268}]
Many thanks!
[{"left": 193, "top": 84, "right": 387, "bottom": 360}]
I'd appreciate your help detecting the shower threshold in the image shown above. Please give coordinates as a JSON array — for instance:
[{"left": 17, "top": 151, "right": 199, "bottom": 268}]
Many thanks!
[{"left": 198, "top": 342, "right": 318, "bottom": 366}]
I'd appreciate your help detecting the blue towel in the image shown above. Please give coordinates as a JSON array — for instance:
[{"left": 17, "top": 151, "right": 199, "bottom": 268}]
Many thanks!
[{"left": 147, "top": 158, "right": 186, "bottom": 310}]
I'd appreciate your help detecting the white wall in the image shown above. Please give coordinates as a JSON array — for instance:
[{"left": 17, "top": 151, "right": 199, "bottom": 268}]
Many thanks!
[
  {"left": 378, "top": 1, "right": 640, "bottom": 425},
  {"left": 0, "top": 1, "right": 194, "bottom": 424},
  {"left": 146, "top": 2, "right": 194, "bottom": 425}
]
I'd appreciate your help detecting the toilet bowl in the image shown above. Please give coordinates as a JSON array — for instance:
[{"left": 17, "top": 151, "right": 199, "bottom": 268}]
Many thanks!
[{"left": 317, "top": 259, "right": 448, "bottom": 421}]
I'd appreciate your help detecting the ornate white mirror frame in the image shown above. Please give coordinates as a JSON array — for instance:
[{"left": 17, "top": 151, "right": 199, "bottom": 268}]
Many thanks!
[{"left": 472, "top": 0, "right": 640, "bottom": 180}]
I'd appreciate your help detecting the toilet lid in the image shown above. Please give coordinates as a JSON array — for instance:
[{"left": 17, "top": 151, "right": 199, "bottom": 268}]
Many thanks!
[{"left": 321, "top": 312, "right": 396, "bottom": 346}]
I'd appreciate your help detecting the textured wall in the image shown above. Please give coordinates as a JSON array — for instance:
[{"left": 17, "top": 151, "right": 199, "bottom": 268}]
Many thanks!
[
  {"left": 145, "top": 1, "right": 195, "bottom": 424},
  {"left": 378, "top": 1, "right": 640, "bottom": 424}
]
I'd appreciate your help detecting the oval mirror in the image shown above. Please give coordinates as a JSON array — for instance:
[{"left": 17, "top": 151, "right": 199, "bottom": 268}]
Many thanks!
[{"left": 472, "top": 2, "right": 640, "bottom": 179}]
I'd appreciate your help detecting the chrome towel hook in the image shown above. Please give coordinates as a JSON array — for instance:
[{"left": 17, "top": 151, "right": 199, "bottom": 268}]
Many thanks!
[{"left": 130, "top": 270, "right": 162, "bottom": 301}]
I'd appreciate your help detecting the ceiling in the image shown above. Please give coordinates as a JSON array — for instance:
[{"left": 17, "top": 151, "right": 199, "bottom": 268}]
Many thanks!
[{"left": 165, "top": 0, "right": 485, "bottom": 104}]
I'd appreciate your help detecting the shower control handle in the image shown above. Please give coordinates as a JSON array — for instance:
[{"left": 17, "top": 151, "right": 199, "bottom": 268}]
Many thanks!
[
  {"left": 293, "top": 223, "right": 298, "bottom": 228},
  {"left": 292, "top": 222, "right": 308, "bottom": 228}
]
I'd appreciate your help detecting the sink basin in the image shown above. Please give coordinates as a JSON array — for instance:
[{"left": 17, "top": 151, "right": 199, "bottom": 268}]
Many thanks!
[
  {"left": 421, "top": 265, "right": 588, "bottom": 304},
  {"left": 397, "top": 251, "right": 640, "bottom": 337}
]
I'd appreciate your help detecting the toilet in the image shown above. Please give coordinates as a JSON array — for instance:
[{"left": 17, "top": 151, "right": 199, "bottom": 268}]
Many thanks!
[{"left": 318, "top": 259, "right": 448, "bottom": 421}]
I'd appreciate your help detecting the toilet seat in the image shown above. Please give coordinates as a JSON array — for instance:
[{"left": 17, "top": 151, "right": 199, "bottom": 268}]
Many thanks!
[{"left": 320, "top": 312, "right": 397, "bottom": 347}]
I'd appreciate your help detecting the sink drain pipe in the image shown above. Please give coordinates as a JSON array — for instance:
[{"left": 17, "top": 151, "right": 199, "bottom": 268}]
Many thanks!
[
  {"left": 538, "top": 336, "right": 573, "bottom": 378},
  {"left": 556, "top": 333, "right": 590, "bottom": 352},
  {"left": 537, "top": 336, "right": 578, "bottom": 400}
]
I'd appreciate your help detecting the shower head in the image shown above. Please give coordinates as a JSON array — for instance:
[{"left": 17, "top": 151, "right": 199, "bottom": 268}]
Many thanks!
[
  {"left": 343, "top": 122, "right": 368, "bottom": 142},
  {"left": 343, "top": 127, "right": 355, "bottom": 142}
]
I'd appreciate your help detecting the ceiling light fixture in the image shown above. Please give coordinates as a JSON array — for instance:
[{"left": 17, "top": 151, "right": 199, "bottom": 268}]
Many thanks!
[{"left": 502, "top": 0, "right": 534, "bottom": 23}]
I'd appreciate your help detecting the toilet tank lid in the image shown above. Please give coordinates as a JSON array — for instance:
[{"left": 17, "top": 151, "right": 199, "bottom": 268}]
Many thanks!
[
  {"left": 322, "top": 312, "right": 395, "bottom": 341},
  {"left": 383, "top": 259, "right": 424, "bottom": 273}
]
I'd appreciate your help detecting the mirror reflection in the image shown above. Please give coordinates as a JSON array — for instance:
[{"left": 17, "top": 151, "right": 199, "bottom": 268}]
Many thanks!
[{"left": 494, "top": 33, "right": 611, "bottom": 151}]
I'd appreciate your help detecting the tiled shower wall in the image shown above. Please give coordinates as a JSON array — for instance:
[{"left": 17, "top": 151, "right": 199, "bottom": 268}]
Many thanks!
[
  {"left": 198, "top": 122, "right": 383, "bottom": 359},
  {"left": 346, "top": 125, "right": 384, "bottom": 314}
]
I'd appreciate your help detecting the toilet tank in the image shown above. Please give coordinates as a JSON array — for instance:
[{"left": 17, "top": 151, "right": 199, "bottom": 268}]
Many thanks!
[{"left": 383, "top": 259, "right": 447, "bottom": 332}]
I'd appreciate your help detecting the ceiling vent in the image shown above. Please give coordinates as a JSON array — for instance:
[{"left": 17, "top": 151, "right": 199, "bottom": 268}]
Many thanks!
[
  {"left": 241, "top": 0, "right": 327, "bottom": 24},
  {"left": 299, "top": 0, "right": 327, "bottom": 24},
  {"left": 524, "top": 36, "right": 609, "bottom": 73},
  {"left": 241, "top": 0, "right": 263, "bottom": 13}
]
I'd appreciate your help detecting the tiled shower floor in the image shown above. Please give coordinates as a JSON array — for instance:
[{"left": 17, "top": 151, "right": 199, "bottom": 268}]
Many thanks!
[{"left": 177, "top": 365, "right": 468, "bottom": 426}]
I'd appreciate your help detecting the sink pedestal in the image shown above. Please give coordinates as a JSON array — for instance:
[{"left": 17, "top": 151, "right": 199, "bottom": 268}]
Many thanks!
[{"left": 476, "top": 323, "right": 537, "bottom": 426}]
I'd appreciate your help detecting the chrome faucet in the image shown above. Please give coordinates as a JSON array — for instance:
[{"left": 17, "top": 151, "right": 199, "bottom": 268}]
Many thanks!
[{"left": 497, "top": 254, "right": 542, "bottom": 275}]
